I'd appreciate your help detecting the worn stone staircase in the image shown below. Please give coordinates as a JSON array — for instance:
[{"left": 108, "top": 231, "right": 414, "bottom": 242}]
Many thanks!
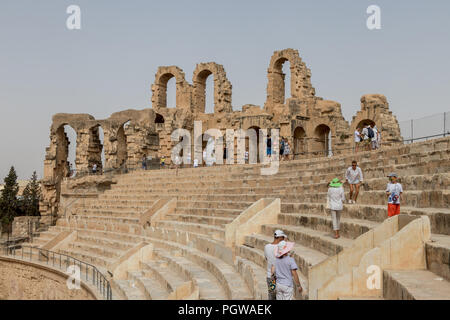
[{"left": 28, "top": 137, "right": 450, "bottom": 300}]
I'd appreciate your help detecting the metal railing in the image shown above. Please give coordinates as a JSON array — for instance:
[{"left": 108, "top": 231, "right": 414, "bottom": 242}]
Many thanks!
[
  {"left": 1, "top": 244, "right": 112, "bottom": 300},
  {"left": 399, "top": 111, "right": 449, "bottom": 143}
]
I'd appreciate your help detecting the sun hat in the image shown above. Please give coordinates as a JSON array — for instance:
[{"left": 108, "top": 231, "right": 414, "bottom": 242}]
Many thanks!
[
  {"left": 274, "top": 229, "right": 287, "bottom": 238},
  {"left": 276, "top": 241, "right": 295, "bottom": 258},
  {"left": 329, "top": 178, "right": 343, "bottom": 188},
  {"left": 387, "top": 172, "right": 398, "bottom": 178}
]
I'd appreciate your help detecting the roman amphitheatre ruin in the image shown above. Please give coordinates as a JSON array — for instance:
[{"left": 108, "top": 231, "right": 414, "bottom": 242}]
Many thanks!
[{"left": 1, "top": 48, "right": 449, "bottom": 300}]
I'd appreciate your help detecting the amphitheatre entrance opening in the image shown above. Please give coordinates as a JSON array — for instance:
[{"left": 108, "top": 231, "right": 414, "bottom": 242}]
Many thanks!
[
  {"left": 313, "top": 124, "right": 331, "bottom": 156},
  {"left": 55, "top": 124, "right": 77, "bottom": 179},
  {"left": 356, "top": 119, "right": 376, "bottom": 130},
  {"left": 116, "top": 121, "right": 130, "bottom": 169},
  {"left": 293, "top": 126, "right": 306, "bottom": 159}
]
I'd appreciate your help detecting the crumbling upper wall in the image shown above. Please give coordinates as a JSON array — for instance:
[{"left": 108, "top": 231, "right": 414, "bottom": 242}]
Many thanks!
[
  {"left": 192, "top": 62, "right": 232, "bottom": 114},
  {"left": 264, "top": 48, "right": 316, "bottom": 115},
  {"left": 351, "top": 94, "right": 402, "bottom": 147},
  {"left": 151, "top": 66, "right": 193, "bottom": 113}
]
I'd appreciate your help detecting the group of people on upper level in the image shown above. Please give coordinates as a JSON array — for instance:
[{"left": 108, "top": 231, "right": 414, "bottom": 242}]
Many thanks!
[{"left": 354, "top": 123, "right": 381, "bottom": 152}]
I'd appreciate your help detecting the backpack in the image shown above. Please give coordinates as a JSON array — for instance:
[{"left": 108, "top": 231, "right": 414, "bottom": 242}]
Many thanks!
[{"left": 368, "top": 127, "right": 374, "bottom": 139}]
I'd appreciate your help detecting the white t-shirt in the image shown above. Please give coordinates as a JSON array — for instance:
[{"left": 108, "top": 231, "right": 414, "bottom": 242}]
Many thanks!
[
  {"left": 354, "top": 130, "right": 361, "bottom": 143},
  {"left": 264, "top": 243, "right": 277, "bottom": 278},
  {"left": 327, "top": 186, "right": 346, "bottom": 211},
  {"left": 345, "top": 166, "right": 364, "bottom": 184},
  {"left": 193, "top": 158, "right": 199, "bottom": 168},
  {"left": 362, "top": 127, "right": 369, "bottom": 140},
  {"left": 372, "top": 127, "right": 378, "bottom": 142},
  {"left": 386, "top": 183, "right": 403, "bottom": 204}
]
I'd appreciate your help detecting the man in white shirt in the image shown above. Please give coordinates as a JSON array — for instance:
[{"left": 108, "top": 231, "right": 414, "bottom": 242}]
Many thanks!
[
  {"left": 362, "top": 125, "right": 370, "bottom": 151},
  {"left": 264, "top": 229, "right": 286, "bottom": 300},
  {"left": 354, "top": 127, "right": 362, "bottom": 153},
  {"left": 345, "top": 160, "right": 364, "bottom": 204},
  {"left": 371, "top": 124, "right": 378, "bottom": 150}
]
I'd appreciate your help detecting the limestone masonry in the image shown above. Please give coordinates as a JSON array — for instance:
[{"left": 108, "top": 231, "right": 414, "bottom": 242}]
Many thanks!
[
  {"left": 39, "top": 48, "right": 402, "bottom": 223},
  {"left": 12, "top": 48, "right": 448, "bottom": 301}
]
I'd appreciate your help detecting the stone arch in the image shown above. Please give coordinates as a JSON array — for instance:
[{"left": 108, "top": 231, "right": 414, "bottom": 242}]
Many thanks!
[
  {"left": 350, "top": 94, "right": 402, "bottom": 147},
  {"left": 293, "top": 126, "right": 307, "bottom": 158},
  {"left": 193, "top": 62, "right": 232, "bottom": 114},
  {"left": 356, "top": 119, "right": 376, "bottom": 131},
  {"left": 312, "top": 124, "right": 332, "bottom": 156},
  {"left": 246, "top": 125, "right": 261, "bottom": 163},
  {"left": 151, "top": 66, "right": 192, "bottom": 112},
  {"left": 55, "top": 124, "right": 77, "bottom": 179},
  {"left": 87, "top": 124, "right": 104, "bottom": 173},
  {"left": 265, "top": 48, "right": 316, "bottom": 113},
  {"left": 116, "top": 120, "right": 130, "bottom": 169}
]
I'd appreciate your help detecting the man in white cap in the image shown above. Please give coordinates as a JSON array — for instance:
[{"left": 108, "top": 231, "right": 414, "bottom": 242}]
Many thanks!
[{"left": 264, "top": 229, "right": 286, "bottom": 300}]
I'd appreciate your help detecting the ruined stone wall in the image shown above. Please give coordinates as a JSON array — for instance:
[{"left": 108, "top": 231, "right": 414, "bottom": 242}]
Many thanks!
[
  {"left": 41, "top": 48, "right": 403, "bottom": 227},
  {"left": 12, "top": 216, "right": 40, "bottom": 238},
  {"left": 0, "top": 258, "right": 96, "bottom": 300},
  {"left": 350, "top": 94, "right": 402, "bottom": 147}
]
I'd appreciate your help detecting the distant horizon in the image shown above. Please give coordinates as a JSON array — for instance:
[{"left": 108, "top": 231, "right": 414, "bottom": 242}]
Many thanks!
[{"left": 1, "top": 0, "right": 450, "bottom": 180}]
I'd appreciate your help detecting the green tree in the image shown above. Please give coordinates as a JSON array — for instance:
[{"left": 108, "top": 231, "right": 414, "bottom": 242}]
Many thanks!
[
  {"left": 21, "top": 171, "right": 41, "bottom": 216},
  {"left": 0, "top": 166, "right": 20, "bottom": 227}
]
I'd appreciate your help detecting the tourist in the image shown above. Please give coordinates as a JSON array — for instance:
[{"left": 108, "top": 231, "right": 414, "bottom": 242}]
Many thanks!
[
  {"left": 142, "top": 155, "right": 147, "bottom": 170},
  {"left": 283, "top": 139, "right": 291, "bottom": 161},
  {"left": 244, "top": 150, "right": 249, "bottom": 164},
  {"left": 92, "top": 163, "right": 97, "bottom": 175},
  {"left": 354, "top": 127, "right": 362, "bottom": 153},
  {"left": 280, "top": 137, "right": 285, "bottom": 161},
  {"left": 345, "top": 160, "right": 364, "bottom": 204},
  {"left": 376, "top": 126, "right": 381, "bottom": 149},
  {"left": 386, "top": 173, "right": 403, "bottom": 218},
  {"left": 264, "top": 229, "right": 286, "bottom": 300},
  {"left": 267, "top": 135, "right": 272, "bottom": 157},
  {"left": 271, "top": 240, "right": 302, "bottom": 300},
  {"left": 362, "top": 125, "right": 370, "bottom": 151},
  {"left": 160, "top": 156, "right": 165, "bottom": 168},
  {"left": 370, "top": 124, "right": 378, "bottom": 150},
  {"left": 327, "top": 178, "right": 346, "bottom": 239}
]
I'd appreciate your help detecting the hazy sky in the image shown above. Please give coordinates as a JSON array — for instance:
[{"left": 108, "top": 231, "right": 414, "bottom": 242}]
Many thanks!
[{"left": 1, "top": 0, "right": 450, "bottom": 180}]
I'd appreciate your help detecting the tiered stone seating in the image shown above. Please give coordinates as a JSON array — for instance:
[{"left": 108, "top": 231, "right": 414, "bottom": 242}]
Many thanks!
[{"left": 30, "top": 137, "right": 450, "bottom": 299}]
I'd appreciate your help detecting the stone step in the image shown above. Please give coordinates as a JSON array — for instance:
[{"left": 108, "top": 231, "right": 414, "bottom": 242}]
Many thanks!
[
  {"left": 75, "top": 209, "right": 143, "bottom": 218},
  {"left": 242, "top": 233, "right": 328, "bottom": 278},
  {"left": 147, "top": 237, "right": 253, "bottom": 300},
  {"left": 174, "top": 207, "right": 242, "bottom": 217},
  {"left": 261, "top": 224, "right": 353, "bottom": 257},
  {"left": 426, "top": 234, "right": 450, "bottom": 282},
  {"left": 165, "top": 214, "right": 234, "bottom": 227},
  {"left": 76, "top": 233, "right": 137, "bottom": 251},
  {"left": 141, "top": 259, "right": 188, "bottom": 294},
  {"left": 383, "top": 269, "right": 450, "bottom": 300},
  {"left": 153, "top": 221, "right": 225, "bottom": 241},
  {"left": 280, "top": 202, "right": 450, "bottom": 235},
  {"left": 127, "top": 270, "right": 170, "bottom": 300},
  {"left": 278, "top": 213, "right": 379, "bottom": 240},
  {"left": 67, "top": 240, "right": 125, "bottom": 261},
  {"left": 114, "top": 143, "right": 450, "bottom": 182},
  {"left": 113, "top": 279, "right": 146, "bottom": 300},
  {"left": 176, "top": 200, "right": 253, "bottom": 210},
  {"left": 236, "top": 245, "right": 307, "bottom": 300},
  {"left": 152, "top": 248, "right": 227, "bottom": 300},
  {"left": 111, "top": 167, "right": 450, "bottom": 192},
  {"left": 58, "top": 247, "right": 115, "bottom": 268},
  {"left": 235, "top": 256, "right": 272, "bottom": 300},
  {"left": 57, "top": 216, "right": 143, "bottom": 235}
]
